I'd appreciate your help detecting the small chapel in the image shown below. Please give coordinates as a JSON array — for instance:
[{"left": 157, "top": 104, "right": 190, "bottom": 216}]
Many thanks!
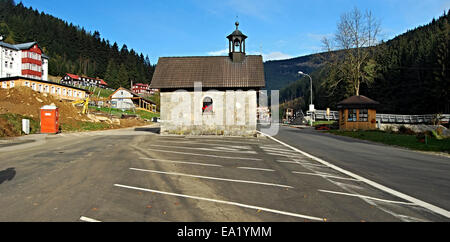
[{"left": 150, "top": 22, "right": 266, "bottom": 136}]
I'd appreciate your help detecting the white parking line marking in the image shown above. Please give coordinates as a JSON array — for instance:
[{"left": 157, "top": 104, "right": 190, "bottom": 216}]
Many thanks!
[
  {"left": 319, "top": 190, "right": 417, "bottom": 206},
  {"left": 138, "top": 147, "right": 262, "bottom": 161},
  {"left": 292, "top": 171, "right": 360, "bottom": 181},
  {"left": 129, "top": 168, "right": 293, "bottom": 189},
  {"left": 277, "top": 160, "right": 299, "bottom": 164},
  {"left": 237, "top": 167, "right": 275, "bottom": 172},
  {"left": 156, "top": 140, "right": 254, "bottom": 149},
  {"left": 277, "top": 160, "right": 329, "bottom": 168},
  {"left": 79, "top": 216, "right": 102, "bottom": 222},
  {"left": 261, "top": 147, "right": 293, "bottom": 153},
  {"left": 140, "top": 158, "right": 223, "bottom": 167},
  {"left": 186, "top": 139, "right": 261, "bottom": 145},
  {"left": 147, "top": 144, "right": 256, "bottom": 154},
  {"left": 267, "top": 152, "right": 299, "bottom": 158},
  {"left": 259, "top": 131, "right": 450, "bottom": 219},
  {"left": 114, "top": 184, "right": 324, "bottom": 221}
]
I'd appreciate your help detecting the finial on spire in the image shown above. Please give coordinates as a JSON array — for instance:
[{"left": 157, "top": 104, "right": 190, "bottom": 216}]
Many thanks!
[{"left": 235, "top": 21, "right": 239, "bottom": 30}]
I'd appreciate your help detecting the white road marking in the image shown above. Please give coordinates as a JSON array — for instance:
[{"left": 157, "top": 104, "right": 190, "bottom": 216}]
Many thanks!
[
  {"left": 237, "top": 167, "right": 275, "bottom": 172},
  {"left": 79, "top": 216, "right": 102, "bottom": 222},
  {"left": 114, "top": 184, "right": 324, "bottom": 221},
  {"left": 267, "top": 152, "right": 299, "bottom": 158},
  {"left": 129, "top": 168, "right": 293, "bottom": 189},
  {"left": 147, "top": 144, "right": 256, "bottom": 154},
  {"left": 319, "top": 190, "right": 417, "bottom": 206},
  {"left": 277, "top": 160, "right": 299, "bottom": 164},
  {"left": 186, "top": 139, "right": 261, "bottom": 145},
  {"left": 258, "top": 131, "right": 450, "bottom": 219},
  {"left": 292, "top": 171, "right": 360, "bottom": 181},
  {"left": 140, "top": 147, "right": 261, "bottom": 161},
  {"left": 140, "top": 158, "right": 223, "bottom": 167},
  {"left": 157, "top": 140, "right": 255, "bottom": 150},
  {"left": 277, "top": 160, "right": 329, "bottom": 168},
  {"left": 215, "top": 146, "right": 252, "bottom": 152},
  {"left": 299, "top": 163, "right": 330, "bottom": 168},
  {"left": 260, "top": 147, "right": 293, "bottom": 153}
]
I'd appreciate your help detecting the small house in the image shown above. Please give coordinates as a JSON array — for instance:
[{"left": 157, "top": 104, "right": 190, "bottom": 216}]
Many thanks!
[
  {"left": 109, "top": 87, "right": 156, "bottom": 112},
  {"left": 337, "top": 95, "right": 380, "bottom": 131}
]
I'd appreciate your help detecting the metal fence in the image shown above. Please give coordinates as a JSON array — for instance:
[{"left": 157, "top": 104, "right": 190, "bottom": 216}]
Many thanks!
[{"left": 306, "top": 110, "right": 450, "bottom": 124}]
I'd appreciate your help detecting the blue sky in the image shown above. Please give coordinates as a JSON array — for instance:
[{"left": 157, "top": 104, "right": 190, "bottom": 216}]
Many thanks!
[{"left": 20, "top": 0, "right": 450, "bottom": 64}]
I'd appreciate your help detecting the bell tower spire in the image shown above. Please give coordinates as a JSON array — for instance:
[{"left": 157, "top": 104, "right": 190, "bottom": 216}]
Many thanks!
[{"left": 227, "top": 21, "right": 247, "bottom": 62}]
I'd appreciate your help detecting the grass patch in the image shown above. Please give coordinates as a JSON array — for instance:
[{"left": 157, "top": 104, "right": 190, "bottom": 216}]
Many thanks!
[
  {"left": 313, "top": 121, "right": 336, "bottom": 126},
  {"left": 86, "top": 87, "right": 114, "bottom": 98},
  {"left": 89, "top": 107, "right": 160, "bottom": 120},
  {"left": 328, "top": 130, "right": 450, "bottom": 153},
  {"left": 60, "top": 121, "right": 113, "bottom": 132},
  {"left": 0, "top": 113, "right": 40, "bottom": 137}
]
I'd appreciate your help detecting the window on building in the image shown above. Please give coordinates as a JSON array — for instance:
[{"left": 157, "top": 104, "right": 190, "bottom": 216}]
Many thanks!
[
  {"left": 359, "top": 109, "right": 368, "bottom": 122},
  {"left": 347, "top": 109, "right": 357, "bottom": 122},
  {"left": 63, "top": 89, "right": 67, "bottom": 96},
  {"left": 2, "top": 82, "right": 7, "bottom": 89},
  {"left": 202, "top": 97, "right": 213, "bottom": 114},
  {"left": 25, "top": 82, "right": 30, "bottom": 87},
  {"left": 10, "top": 81, "right": 14, "bottom": 88}
]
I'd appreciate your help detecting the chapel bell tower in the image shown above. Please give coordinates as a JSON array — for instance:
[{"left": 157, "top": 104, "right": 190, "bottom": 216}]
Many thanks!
[{"left": 227, "top": 21, "right": 247, "bottom": 62}]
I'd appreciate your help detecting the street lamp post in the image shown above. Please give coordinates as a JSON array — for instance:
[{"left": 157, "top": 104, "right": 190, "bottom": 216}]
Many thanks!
[{"left": 298, "top": 71, "right": 314, "bottom": 126}]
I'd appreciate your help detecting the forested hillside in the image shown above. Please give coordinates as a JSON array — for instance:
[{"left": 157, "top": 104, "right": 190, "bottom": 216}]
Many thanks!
[
  {"left": 0, "top": 0, "right": 154, "bottom": 89},
  {"left": 279, "top": 11, "right": 449, "bottom": 115},
  {"left": 263, "top": 53, "right": 328, "bottom": 92}
]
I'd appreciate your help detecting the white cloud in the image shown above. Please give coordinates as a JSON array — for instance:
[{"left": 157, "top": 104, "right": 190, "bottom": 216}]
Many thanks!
[
  {"left": 207, "top": 49, "right": 229, "bottom": 56},
  {"left": 262, "top": 52, "right": 293, "bottom": 61}
]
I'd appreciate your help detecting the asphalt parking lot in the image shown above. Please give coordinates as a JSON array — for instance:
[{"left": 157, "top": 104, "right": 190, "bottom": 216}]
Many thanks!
[
  {"left": 73, "top": 132, "right": 447, "bottom": 222},
  {"left": 0, "top": 127, "right": 448, "bottom": 222}
]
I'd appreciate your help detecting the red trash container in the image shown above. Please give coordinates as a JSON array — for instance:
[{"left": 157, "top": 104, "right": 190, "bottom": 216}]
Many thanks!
[{"left": 40, "top": 105, "right": 60, "bottom": 134}]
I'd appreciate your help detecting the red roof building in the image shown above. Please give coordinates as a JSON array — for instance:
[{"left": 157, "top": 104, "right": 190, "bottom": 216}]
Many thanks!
[
  {"left": 61, "top": 73, "right": 108, "bottom": 88},
  {"left": 132, "top": 83, "right": 153, "bottom": 95}
]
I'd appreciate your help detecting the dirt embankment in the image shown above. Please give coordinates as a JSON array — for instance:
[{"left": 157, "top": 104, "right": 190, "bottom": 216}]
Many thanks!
[{"left": 0, "top": 87, "right": 148, "bottom": 136}]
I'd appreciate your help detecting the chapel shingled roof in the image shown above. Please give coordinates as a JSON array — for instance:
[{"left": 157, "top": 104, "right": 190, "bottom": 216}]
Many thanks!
[{"left": 150, "top": 55, "right": 265, "bottom": 89}]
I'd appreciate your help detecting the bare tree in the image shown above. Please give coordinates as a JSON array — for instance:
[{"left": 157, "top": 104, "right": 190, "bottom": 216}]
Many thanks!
[{"left": 322, "top": 7, "right": 381, "bottom": 96}]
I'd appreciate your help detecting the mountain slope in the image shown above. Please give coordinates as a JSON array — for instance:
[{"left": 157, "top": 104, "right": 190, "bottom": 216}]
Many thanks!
[{"left": 263, "top": 52, "right": 327, "bottom": 91}]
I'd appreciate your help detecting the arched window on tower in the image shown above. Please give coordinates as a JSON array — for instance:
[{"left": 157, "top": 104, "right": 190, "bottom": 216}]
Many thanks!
[{"left": 202, "top": 97, "right": 213, "bottom": 114}]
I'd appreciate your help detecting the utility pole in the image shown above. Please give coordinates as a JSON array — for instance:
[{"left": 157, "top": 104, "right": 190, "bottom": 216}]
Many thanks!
[
  {"left": 299, "top": 71, "right": 315, "bottom": 126},
  {"left": 0, "top": 36, "right": 3, "bottom": 78}
]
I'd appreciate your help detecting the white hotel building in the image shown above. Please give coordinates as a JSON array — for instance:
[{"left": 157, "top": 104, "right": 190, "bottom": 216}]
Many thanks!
[{"left": 0, "top": 41, "right": 49, "bottom": 81}]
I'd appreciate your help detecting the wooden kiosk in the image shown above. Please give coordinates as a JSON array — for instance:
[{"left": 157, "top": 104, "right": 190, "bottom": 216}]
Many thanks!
[{"left": 337, "top": 95, "right": 380, "bottom": 131}]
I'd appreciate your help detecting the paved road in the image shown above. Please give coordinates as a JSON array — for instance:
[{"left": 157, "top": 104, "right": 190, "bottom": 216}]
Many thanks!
[
  {"left": 0, "top": 125, "right": 448, "bottom": 222},
  {"left": 272, "top": 125, "right": 450, "bottom": 215}
]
